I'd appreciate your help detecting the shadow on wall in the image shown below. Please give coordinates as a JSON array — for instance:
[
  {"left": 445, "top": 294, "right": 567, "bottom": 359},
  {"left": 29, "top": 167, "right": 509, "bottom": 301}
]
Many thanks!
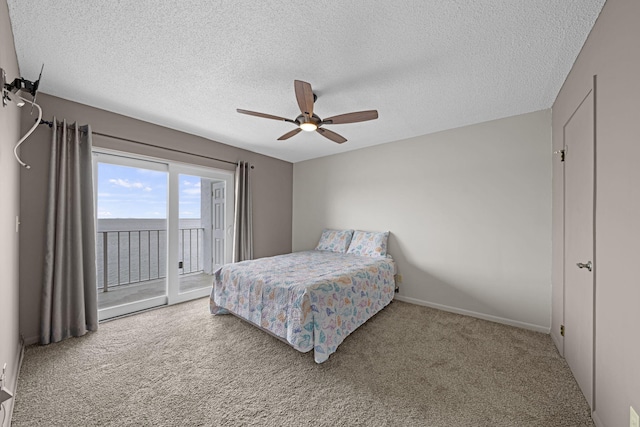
[{"left": 388, "top": 233, "right": 508, "bottom": 321}]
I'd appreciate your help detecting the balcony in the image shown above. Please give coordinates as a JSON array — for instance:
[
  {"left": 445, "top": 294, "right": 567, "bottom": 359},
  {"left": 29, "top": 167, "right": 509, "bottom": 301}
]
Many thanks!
[{"left": 96, "top": 227, "right": 214, "bottom": 310}]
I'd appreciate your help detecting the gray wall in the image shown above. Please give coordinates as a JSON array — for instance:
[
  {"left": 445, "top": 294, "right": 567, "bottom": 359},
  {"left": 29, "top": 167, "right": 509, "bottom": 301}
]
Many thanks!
[
  {"left": 0, "top": 0, "right": 21, "bottom": 423},
  {"left": 19, "top": 93, "right": 293, "bottom": 344},
  {"left": 552, "top": 0, "right": 640, "bottom": 425},
  {"left": 293, "top": 110, "right": 552, "bottom": 331}
]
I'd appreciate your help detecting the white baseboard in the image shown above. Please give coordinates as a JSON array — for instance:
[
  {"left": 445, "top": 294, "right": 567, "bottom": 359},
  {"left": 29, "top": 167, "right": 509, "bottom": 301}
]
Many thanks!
[
  {"left": 394, "top": 295, "right": 550, "bottom": 334},
  {"left": 2, "top": 337, "right": 25, "bottom": 427},
  {"left": 591, "top": 410, "right": 603, "bottom": 427},
  {"left": 550, "top": 329, "right": 563, "bottom": 356},
  {"left": 22, "top": 335, "right": 38, "bottom": 346}
]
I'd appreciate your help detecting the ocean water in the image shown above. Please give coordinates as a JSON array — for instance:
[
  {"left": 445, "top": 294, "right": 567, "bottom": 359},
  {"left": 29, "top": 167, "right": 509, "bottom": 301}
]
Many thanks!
[{"left": 96, "top": 218, "right": 203, "bottom": 288}]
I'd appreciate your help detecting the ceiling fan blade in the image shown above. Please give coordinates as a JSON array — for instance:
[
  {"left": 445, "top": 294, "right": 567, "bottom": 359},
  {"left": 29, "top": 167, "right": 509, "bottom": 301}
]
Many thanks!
[
  {"left": 322, "top": 110, "right": 379, "bottom": 125},
  {"left": 237, "top": 109, "right": 294, "bottom": 123},
  {"left": 316, "top": 128, "right": 347, "bottom": 144},
  {"left": 294, "top": 80, "right": 314, "bottom": 118},
  {"left": 277, "top": 128, "right": 302, "bottom": 140}
]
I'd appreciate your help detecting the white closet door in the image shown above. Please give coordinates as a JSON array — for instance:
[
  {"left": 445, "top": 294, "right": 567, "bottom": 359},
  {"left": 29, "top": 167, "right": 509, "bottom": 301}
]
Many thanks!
[{"left": 563, "top": 88, "right": 595, "bottom": 408}]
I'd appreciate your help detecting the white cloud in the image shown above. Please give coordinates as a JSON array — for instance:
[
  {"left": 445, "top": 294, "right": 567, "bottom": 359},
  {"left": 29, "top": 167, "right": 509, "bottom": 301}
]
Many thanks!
[{"left": 109, "top": 178, "right": 151, "bottom": 191}]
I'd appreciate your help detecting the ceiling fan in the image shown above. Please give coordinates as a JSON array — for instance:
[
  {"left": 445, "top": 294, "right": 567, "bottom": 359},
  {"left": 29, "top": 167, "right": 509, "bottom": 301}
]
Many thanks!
[{"left": 237, "top": 80, "right": 378, "bottom": 144}]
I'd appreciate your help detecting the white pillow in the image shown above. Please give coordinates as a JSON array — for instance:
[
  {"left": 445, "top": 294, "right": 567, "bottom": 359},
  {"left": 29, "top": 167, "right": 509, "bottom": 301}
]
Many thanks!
[
  {"left": 346, "top": 230, "right": 389, "bottom": 257},
  {"left": 315, "top": 229, "right": 354, "bottom": 253}
]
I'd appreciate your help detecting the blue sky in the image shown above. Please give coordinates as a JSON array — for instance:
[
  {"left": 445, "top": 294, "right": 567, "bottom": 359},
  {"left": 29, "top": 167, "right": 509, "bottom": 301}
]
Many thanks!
[{"left": 96, "top": 163, "right": 201, "bottom": 219}]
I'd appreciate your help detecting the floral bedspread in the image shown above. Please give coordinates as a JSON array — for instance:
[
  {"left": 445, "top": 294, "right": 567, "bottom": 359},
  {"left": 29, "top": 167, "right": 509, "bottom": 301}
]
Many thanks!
[{"left": 210, "top": 250, "right": 396, "bottom": 363}]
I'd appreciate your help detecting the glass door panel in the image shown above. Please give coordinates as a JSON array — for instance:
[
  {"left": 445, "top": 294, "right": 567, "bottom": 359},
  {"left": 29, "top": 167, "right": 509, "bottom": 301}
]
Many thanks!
[
  {"left": 177, "top": 173, "right": 225, "bottom": 294},
  {"left": 94, "top": 154, "right": 169, "bottom": 320}
]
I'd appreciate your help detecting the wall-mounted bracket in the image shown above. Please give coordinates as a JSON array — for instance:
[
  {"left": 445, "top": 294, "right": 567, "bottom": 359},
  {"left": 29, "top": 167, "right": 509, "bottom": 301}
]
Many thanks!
[
  {"left": 0, "top": 66, "right": 45, "bottom": 169},
  {"left": 1, "top": 64, "right": 43, "bottom": 108}
]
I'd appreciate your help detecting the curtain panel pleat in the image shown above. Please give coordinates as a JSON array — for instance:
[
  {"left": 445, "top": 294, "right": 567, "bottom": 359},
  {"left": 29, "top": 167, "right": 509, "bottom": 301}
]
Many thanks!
[
  {"left": 233, "top": 161, "right": 253, "bottom": 262},
  {"left": 40, "top": 119, "right": 98, "bottom": 345}
]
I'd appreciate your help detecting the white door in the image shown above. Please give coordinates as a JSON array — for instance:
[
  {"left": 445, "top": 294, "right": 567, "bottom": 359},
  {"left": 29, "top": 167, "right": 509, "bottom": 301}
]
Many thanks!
[
  {"left": 563, "top": 88, "right": 595, "bottom": 407},
  {"left": 212, "top": 182, "right": 226, "bottom": 269}
]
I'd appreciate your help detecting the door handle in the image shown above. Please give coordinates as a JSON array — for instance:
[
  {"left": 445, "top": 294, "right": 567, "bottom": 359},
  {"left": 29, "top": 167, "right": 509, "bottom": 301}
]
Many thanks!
[{"left": 576, "top": 261, "right": 592, "bottom": 272}]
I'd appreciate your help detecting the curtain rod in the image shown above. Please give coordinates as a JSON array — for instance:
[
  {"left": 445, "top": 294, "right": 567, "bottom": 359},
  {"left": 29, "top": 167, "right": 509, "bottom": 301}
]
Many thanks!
[{"left": 38, "top": 119, "right": 253, "bottom": 169}]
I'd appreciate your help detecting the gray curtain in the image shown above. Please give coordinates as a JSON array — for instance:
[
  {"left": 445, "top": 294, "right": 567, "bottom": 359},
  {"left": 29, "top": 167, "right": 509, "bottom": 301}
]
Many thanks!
[
  {"left": 233, "top": 161, "right": 253, "bottom": 262},
  {"left": 41, "top": 119, "right": 98, "bottom": 345}
]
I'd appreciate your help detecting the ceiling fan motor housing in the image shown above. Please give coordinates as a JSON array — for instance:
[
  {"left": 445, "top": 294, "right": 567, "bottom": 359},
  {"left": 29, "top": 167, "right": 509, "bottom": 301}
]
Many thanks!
[{"left": 296, "top": 113, "right": 322, "bottom": 127}]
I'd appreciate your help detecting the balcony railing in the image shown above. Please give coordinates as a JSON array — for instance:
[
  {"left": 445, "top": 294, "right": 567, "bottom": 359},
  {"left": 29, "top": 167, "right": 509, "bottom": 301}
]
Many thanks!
[{"left": 96, "top": 227, "right": 204, "bottom": 292}]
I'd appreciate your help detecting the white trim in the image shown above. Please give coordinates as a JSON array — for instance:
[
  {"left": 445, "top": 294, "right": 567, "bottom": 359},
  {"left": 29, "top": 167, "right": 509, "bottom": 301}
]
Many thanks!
[
  {"left": 167, "top": 165, "right": 179, "bottom": 304},
  {"left": 591, "top": 410, "right": 603, "bottom": 427},
  {"left": 170, "top": 286, "right": 212, "bottom": 305},
  {"left": 551, "top": 329, "right": 563, "bottom": 356},
  {"left": 98, "top": 296, "right": 167, "bottom": 322},
  {"left": 394, "top": 295, "right": 550, "bottom": 334},
  {"left": 22, "top": 335, "right": 38, "bottom": 346},
  {"left": 92, "top": 150, "right": 169, "bottom": 171},
  {"left": 2, "top": 337, "right": 25, "bottom": 427}
]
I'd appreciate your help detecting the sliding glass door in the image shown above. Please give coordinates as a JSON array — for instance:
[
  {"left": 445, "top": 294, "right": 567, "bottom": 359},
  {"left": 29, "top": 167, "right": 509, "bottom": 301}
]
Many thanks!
[
  {"left": 167, "top": 165, "right": 234, "bottom": 305},
  {"left": 94, "top": 151, "right": 234, "bottom": 320},
  {"left": 175, "top": 174, "right": 225, "bottom": 293},
  {"left": 94, "top": 154, "right": 169, "bottom": 319}
]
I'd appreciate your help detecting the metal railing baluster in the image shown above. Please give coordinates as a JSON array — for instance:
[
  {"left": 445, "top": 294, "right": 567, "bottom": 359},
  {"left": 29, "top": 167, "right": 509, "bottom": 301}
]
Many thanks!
[
  {"left": 147, "top": 230, "right": 151, "bottom": 280},
  {"left": 103, "top": 233, "right": 108, "bottom": 292},
  {"left": 137, "top": 231, "right": 141, "bottom": 283},
  {"left": 117, "top": 232, "right": 121, "bottom": 286},
  {"left": 128, "top": 231, "right": 131, "bottom": 284},
  {"left": 156, "top": 230, "right": 160, "bottom": 279},
  {"left": 96, "top": 227, "right": 206, "bottom": 292}
]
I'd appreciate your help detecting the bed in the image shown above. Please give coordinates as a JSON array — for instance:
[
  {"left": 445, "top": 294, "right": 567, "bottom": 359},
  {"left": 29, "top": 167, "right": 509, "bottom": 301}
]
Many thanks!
[{"left": 209, "top": 229, "right": 395, "bottom": 363}]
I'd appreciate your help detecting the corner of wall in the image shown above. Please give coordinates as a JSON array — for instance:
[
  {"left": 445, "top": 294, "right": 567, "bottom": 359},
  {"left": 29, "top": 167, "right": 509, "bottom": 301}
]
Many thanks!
[
  {"left": 0, "top": 0, "right": 24, "bottom": 425},
  {"left": 1, "top": 337, "right": 25, "bottom": 427}
]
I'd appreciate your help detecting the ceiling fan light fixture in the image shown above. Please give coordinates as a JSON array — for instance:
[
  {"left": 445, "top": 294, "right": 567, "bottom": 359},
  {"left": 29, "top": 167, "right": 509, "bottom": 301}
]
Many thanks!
[
  {"left": 299, "top": 122, "right": 317, "bottom": 132},
  {"left": 236, "top": 80, "right": 378, "bottom": 144}
]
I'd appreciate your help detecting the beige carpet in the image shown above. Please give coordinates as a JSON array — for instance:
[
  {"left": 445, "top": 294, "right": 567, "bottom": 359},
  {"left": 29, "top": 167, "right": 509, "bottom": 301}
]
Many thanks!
[{"left": 12, "top": 298, "right": 593, "bottom": 426}]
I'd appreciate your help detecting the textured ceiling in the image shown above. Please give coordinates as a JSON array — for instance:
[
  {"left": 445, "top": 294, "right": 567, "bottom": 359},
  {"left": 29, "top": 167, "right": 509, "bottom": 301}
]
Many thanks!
[{"left": 7, "top": 0, "right": 605, "bottom": 163}]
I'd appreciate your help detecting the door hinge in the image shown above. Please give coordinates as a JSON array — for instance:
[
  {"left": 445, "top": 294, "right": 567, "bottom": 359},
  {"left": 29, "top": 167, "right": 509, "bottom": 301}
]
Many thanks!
[
  {"left": 560, "top": 324, "right": 565, "bottom": 337},
  {"left": 554, "top": 149, "right": 565, "bottom": 162}
]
